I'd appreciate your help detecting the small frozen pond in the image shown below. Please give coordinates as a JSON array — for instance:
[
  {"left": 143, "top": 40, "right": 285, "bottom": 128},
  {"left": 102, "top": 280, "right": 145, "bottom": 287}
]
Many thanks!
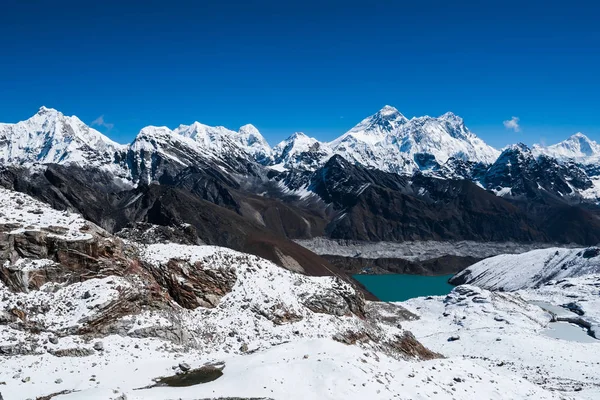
[
  {"left": 531, "top": 300, "right": 598, "bottom": 343},
  {"left": 542, "top": 322, "right": 598, "bottom": 343},
  {"left": 529, "top": 301, "right": 571, "bottom": 317}
]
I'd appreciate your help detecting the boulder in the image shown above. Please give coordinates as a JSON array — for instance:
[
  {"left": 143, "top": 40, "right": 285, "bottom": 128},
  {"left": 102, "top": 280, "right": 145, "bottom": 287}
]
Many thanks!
[
  {"left": 178, "top": 362, "right": 191, "bottom": 372},
  {"left": 93, "top": 341, "right": 104, "bottom": 351}
]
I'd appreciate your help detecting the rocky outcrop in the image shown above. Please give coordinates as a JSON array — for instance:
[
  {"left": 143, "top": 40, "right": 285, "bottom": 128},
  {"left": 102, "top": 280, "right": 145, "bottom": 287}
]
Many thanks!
[
  {"left": 145, "top": 259, "right": 237, "bottom": 309},
  {"left": 364, "top": 301, "right": 418, "bottom": 326},
  {"left": 388, "top": 331, "right": 442, "bottom": 360},
  {"left": 301, "top": 277, "right": 366, "bottom": 318},
  {"left": 0, "top": 165, "right": 359, "bottom": 293},
  {"left": 0, "top": 224, "right": 131, "bottom": 292},
  {"left": 116, "top": 222, "right": 203, "bottom": 245}
]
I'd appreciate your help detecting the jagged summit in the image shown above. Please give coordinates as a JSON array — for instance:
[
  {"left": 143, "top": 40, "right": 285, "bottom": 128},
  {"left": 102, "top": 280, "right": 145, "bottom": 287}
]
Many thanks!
[
  {"left": 505, "top": 142, "right": 532, "bottom": 153},
  {"left": 235, "top": 123, "right": 272, "bottom": 163},
  {"left": 0, "top": 105, "right": 502, "bottom": 180},
  {"left": 37, "top": 105, "right": 58, "bottom": 115},
  {"left": 376, "top": 104, "right": 406, "bottom": 120},
  {"left": 330, "top": 105, "right": 408, "bottom": 148}
]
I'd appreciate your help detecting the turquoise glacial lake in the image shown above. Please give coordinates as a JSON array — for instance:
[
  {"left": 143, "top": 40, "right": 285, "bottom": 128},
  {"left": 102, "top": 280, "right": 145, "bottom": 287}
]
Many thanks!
[{"left": 354, "top": 274, "right": 455, "bottom": 302}]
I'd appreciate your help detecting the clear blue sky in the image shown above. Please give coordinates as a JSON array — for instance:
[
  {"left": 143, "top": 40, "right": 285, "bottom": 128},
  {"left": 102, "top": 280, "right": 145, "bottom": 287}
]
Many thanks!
[{"left": 1, "top": 0, "right": 599, "bottom": 148}]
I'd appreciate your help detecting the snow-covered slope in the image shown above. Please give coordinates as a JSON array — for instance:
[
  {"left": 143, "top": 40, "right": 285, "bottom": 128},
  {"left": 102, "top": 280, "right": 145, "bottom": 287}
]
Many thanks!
[
  {"left": 450, "top": 247, "right": 600, "bottom": 290},
  {"left": 414, "top": 247, "right": 600, "bottom": 398},
  {"left": 0, "top": 107, "right": 124, "bottom": 168},
  {"left": 533, "top": 133, "right": 600, "bottom": 162},
  {"left": 403, "top": 283, "right": 600, "bottom": 399},
  {"left": 0, "top": 186, "right": 93, "bottom": 240}
]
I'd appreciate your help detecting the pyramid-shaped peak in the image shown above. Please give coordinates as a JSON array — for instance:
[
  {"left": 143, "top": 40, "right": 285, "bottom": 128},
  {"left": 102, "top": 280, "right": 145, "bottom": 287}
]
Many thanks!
[
  {"left": 439, "top": 111, "right": 462, "bottom": 121},
  {"left": 378, "top": 105, "right": 401, "bottom": 116},
  {"left": 570, "top": 132, "right": 590, "bottom": 141},
  {"left": 290, "top": 132, "right": 310, "bottom": 139}
]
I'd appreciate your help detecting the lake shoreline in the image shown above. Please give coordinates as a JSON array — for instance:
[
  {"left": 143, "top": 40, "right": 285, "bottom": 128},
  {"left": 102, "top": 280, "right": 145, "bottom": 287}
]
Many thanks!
[
  {"left": 354, "top": 273, "right": 456, "bottom": 302},
  {"left": 326, "top": 254, "right": 478, "bottom": 276}
]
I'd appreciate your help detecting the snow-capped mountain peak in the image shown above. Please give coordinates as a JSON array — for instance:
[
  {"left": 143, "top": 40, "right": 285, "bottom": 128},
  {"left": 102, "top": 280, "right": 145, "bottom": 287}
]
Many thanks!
[
  {"left": 36, "top": 105, "right": 58, "bottom": 115},
  {"left": 0, "top": 107, "right": 124, "bottom": 168},
  {"left": 379, "top": 104, "right": 404, "bottom": 117},
  {"left": 235, "top": 124, "right": 272, "bottom": 163},
  {"left": 330, "top": 105, "right": 408, "bottom": 148},
  {"left": 272, "top": 132, "right": 331, "bottom": 170},
  {"left": 533, "top": 132, "right": 600, "bottom": 161},
  {"left": 325, "top": 106, "right": 499, "bottom": 174},
  {"left": 274, "top": 132, "right": 320, "bottom": 155},
  {"left": 238, "top": 123, "right": 261, "bottom": 139}
]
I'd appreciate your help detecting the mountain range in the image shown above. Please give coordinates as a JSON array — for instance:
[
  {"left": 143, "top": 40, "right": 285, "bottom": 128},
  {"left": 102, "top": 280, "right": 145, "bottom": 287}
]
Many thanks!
[
  {"left": 1, "top": 105, "right": 600, "bottom": 276},
  {"left": 3, "top": 106, "right": 600, "bottom": 189}
]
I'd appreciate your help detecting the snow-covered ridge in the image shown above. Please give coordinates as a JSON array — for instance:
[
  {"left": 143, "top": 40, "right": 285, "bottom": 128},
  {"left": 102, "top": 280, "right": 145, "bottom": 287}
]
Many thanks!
[
  {"left": 450, "top": 246, "right": 600, "bottom": 291},
  {"left": 5, "top": 106, "right": 600, "bottom": 201}
]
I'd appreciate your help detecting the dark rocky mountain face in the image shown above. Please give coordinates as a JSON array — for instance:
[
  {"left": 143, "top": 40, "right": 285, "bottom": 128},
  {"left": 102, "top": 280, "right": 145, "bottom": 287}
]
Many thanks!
[
  {"left": 481, "top": 144, "right": 593, "bottom": 200},
  {"left": 114, "top": 141, "right": 264, "bottom": 185},
  {"left": 0, "top": 165, "right": 341, "bottom": 281},
  {"left": 3, "top": 145, "right": 600, "bottom": 271},
  {"left": 300, "top": 156, "right": 600, "bottom": 245}
]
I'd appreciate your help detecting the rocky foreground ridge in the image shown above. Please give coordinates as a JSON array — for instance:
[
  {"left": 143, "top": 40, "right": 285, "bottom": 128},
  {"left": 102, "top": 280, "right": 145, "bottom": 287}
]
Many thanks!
[
  {"left": 0, "top": 186, "right": 444, "bottom": 399},
  {"left": 0, "top": 185, "right": 579, "bottom": 400}
]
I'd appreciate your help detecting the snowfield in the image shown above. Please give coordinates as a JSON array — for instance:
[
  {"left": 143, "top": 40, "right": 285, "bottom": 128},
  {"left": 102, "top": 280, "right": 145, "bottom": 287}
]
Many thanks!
[
  {"left": 402, "top": 247, "right": 600, "bottom": 399},
  {"left": 402, "top": 282, "right": 600, "bottom": 400},
  {"left": 0, "top": 186, "right": 93, "bottom": 240},
  {"left": 0, "top": 337, "right": 570, "bottom": 400}
]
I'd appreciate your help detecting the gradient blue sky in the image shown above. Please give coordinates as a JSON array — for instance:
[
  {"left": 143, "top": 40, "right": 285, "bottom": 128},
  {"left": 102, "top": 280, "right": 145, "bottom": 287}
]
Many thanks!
[{"left": 1, "top": 0, "right": 599, "bottom": 148}]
